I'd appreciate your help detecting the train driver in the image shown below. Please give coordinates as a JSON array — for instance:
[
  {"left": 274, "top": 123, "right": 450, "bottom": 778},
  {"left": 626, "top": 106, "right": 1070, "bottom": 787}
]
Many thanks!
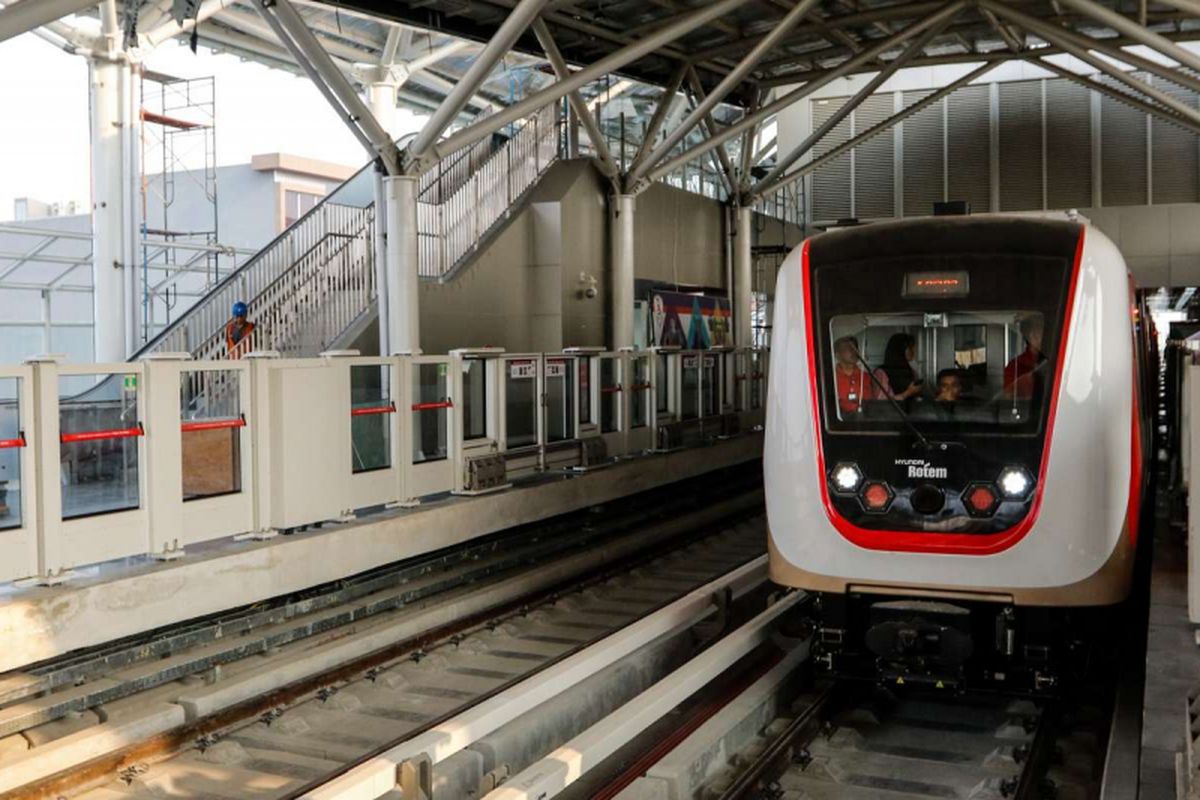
[
  {"left": 1003, "top": 315, "right": 1046, "bottom": 399},
  {"left": 833, "top": 335, "right": 873, "bottom": 415}
]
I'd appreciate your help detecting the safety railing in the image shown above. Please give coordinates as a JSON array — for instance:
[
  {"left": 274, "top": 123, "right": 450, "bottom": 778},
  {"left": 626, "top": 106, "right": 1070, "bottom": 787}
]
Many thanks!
[
  {"left": 0, "top": 347, "right": 766, "bottom": 584},
  {"left": 417, "top": 135, "right": 499, "bottom": 205},
  {"left": 136, "top": 201, "right": 375, "bottom": 361},
  {"left": 418, "top": 102, "right": 560, "bottom": 279}
]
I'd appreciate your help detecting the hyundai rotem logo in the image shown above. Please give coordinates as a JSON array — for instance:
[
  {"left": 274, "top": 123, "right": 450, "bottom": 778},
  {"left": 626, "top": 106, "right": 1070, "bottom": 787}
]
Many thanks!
[
  {"left": 907, "top": 464, "right": 948, "bottom": 479},
  {"left": 895, "top": 459, "right": 948, "bottom": 479}
]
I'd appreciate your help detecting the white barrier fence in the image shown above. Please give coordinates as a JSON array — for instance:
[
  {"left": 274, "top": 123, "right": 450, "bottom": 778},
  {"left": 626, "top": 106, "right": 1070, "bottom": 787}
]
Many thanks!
[{"left": 0, "top": 347, "right": 768, "bottom": 584}]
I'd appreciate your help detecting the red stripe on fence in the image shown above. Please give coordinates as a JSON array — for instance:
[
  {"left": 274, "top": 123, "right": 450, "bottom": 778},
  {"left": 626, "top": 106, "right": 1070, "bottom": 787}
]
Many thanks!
[
  {"left": 0, "top": 435, "right": 25, "bottom": 449},
  {"left": 61, "top": 426, "right": 143, "bottom": 443},
  {"left": 411, "top": 400, "right": 453, "bottom": 411},
  {"left": 351, "top": 404, "right": 396, "bottom": 417},
  {"left": 600, "top": 385, "right": 623, "bottom": 394},
  {"left": 181, "top": 417, "right": 246, "bottom": 433},
  {"left": 627, "top": 383, "right": 652, "bottom": 391}
]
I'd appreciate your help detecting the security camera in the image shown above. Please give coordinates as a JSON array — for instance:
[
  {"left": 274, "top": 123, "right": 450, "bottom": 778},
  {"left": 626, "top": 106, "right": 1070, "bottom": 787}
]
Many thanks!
[{"left": 578, "top": 272, "right": 598, "bottom": 300}]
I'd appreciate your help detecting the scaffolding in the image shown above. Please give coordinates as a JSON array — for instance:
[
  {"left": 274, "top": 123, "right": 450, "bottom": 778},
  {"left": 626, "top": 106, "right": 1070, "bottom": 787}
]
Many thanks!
[{"left": 139, "top": 71, "right": 221, "bottom": 343}]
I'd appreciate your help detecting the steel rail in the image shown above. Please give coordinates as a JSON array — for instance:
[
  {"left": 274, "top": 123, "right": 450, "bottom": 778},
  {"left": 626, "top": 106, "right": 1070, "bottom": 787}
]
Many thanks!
[
  {"left": 714, "top": 682, "right": 841, "bottom": 800},
  {"left": 2, "top": 484, "right": 763, "bottom": 797},
  {"left": 1007, "top": 704, "right": 1060, "bottom": 800},
  {"left": 299, "top": 542, "right": 771, "bottom": 799}
]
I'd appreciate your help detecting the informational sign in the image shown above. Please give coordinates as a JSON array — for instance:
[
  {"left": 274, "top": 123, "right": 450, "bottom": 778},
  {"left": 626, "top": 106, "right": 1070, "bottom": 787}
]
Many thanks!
[
  {"left": 682, "top": 354, "right": 700, "bottom": 369},
  {"left": 649, "top": 291, "right": 732, "bottom": 349},
  {"left": 903, "top": 270, "right": 970, "bottom": 298},
  {"left": 508, "top": 360, "right": 536, "bottom": 380},
  {"left": 545, "top": 359, "right": 567, "bottom": 379}
]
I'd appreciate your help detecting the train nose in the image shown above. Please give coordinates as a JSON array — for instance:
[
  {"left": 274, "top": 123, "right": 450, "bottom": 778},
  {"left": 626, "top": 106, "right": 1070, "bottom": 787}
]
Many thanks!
[{"left": 910, "top": 484, "right": 945, "bottom": 514}]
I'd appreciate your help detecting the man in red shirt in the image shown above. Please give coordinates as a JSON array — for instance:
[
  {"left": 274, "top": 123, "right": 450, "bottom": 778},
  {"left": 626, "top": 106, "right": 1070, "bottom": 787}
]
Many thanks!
[
  {"left": 833, "top": 336, "right": 871, "bottom": 415},
  {"left": 1003, "top": 316, "right": 1045, "bottom": 399}
]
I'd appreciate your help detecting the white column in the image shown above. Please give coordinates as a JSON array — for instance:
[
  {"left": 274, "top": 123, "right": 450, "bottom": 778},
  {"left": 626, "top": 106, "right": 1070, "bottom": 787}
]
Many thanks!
[
  {"left": 368, "top": 80, "right": 398, "bottom": 141},
  {"left": 90, "top": 56, "right": 134, "bottom": 363},
  {"left": 735, "top": 205, "right": 753, "bottom": 348},
  {"left": 372, "top": 172, "right": 390, "bottom": 357},
  {"left": 385, "top": 174, "right": 420, "bottom": 355},
  {"left": 611, "top": 194, "right": 636, "bottom": 350}
]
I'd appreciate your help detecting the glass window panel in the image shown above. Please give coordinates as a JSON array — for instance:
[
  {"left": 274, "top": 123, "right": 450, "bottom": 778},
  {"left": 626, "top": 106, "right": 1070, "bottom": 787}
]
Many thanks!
[
  {"left": 505, "top": 359, "right": 538, "bottom": 449},
  {"left": 656, "top": 354, "right": 669, "bottom": 413},
  {"left": 681, "top": 355, "right": 700, "bottom": 420},
  {"left": 0, "top": 378, "right": 22, "bottom": 530},
  {"left": 751, "top": 352, "right": 765, "bottom": 410},
  {"left": 631, "top": 358, "right": 648, "bottom": 429},
  {"left": 578, "top": 358, "right": 592, "bottom": 424},
  {"left": 413, "top": 363, "right": 448, "bottom": 464},
  {"left": 462, "top": 360, "right": 488, "bottom": 441},
  {"left": 181, "top": 369, "right": 243, "bottom": 500},
  {"left": 351, "top": 364, "right": 391, "bottom": 474},
  {"left": 0, "top": 326, "right": 45, "bottom": 366},
  {"left": 51, "top": 326, "right": 95, "bottom": 364},
  {"left": 702, "top": 355, "right": 718, "bottom": 417},
  {"left": 600, "top": 359, "right": 619, "bottom": 433},
  {"left": 59, "top": 373, "right": 140, "bottom": 519},
  {"left": 544, "top": 358, "right": 574, "bottom": 443}
]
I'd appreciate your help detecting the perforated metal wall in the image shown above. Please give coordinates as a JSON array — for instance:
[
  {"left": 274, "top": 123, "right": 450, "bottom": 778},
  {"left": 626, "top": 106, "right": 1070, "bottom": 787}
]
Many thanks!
[
  {"left": 901, "top": 90, "right": 944, "bottom": 217},
  {"left": 811, "top": 97, "right": 853, "bottom": 221},
  {"left": 1045, "top": 79, "right": 1092, "bottom": 210},
  {"left": 806, "top": 74, "right": 1200, "bottom": 224},
  {"left": 946, "top": 85, "right": 992, "bottom": 215},
  {"left": 854, "top": 94, "right": 896, "bottom": 219}
]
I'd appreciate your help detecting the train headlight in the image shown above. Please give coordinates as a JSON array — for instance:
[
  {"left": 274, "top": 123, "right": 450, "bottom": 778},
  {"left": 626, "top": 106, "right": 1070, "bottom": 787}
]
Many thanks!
[
  {"left": 998, "top": 467, "right": 1034, "bottom": 500},
  {"left": 830, "top": 463, "right": 863, "bottom": 494}
]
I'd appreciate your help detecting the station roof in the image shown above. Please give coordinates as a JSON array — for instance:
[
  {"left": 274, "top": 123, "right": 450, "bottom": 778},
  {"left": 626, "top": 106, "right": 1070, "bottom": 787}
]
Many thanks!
[{"left": 326, "top": 0, "right": 1200, "bottom": 102}]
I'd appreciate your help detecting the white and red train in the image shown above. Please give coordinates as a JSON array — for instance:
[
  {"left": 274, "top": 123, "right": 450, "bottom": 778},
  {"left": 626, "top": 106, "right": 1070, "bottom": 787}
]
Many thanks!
[{"left": 764, "top": 214, "right": 1154, "bottom": 687}]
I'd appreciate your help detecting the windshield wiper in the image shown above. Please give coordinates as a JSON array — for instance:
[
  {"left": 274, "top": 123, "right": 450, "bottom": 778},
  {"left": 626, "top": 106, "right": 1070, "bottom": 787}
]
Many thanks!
[{"left": 851, "top": 350, "right": 934, "bottom": 450}]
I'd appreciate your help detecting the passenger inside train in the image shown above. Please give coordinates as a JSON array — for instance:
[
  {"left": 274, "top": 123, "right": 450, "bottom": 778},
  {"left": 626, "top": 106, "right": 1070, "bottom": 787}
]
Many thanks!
[{"left": 824, "top": 309, "right": 1053, "bottom": 430}]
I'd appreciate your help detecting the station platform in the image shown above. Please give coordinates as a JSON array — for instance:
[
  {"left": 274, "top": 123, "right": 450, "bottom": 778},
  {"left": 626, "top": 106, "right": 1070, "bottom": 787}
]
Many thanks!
[
  {"left": 0, "top": 432, "right": 762, "bottom": 675},
  {"left": 1140, "top": 523, "right": 1198, "bottom": 800}
]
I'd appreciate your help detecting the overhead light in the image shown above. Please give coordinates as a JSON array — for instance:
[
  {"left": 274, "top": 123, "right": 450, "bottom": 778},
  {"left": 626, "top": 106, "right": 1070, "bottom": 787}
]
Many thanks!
[
  {"left": 831, "top": 463, "right": 863, "bottom": 494},
  {"left": 998, "top": 467, "right": 1034, "bottom": 500}
]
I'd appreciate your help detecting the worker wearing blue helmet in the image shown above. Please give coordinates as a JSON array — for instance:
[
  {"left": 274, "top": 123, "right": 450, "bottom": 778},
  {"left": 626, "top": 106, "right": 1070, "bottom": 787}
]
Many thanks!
[{"left": 225, "top": 300, "right": 256, "bottom": 358}]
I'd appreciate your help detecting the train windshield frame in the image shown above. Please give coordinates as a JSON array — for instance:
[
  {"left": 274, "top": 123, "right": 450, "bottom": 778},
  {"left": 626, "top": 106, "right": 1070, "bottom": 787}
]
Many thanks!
[{"left": 810, "top": 251, "right": 1075, "bottom": 439}]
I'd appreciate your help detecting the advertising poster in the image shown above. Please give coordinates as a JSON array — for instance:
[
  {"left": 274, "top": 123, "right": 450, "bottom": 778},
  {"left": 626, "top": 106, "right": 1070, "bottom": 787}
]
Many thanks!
[{"left": 649, "top": 290, "right": 732, "bottom": 349}]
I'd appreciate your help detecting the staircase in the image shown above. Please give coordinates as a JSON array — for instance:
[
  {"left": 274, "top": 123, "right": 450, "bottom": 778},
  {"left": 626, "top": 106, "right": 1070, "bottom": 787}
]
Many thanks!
[{"left": 134, "top": 102, "right": 562, "bottom": 360}]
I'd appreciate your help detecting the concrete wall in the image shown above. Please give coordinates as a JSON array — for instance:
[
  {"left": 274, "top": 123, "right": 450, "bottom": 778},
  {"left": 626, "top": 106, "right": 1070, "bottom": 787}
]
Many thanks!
[
  {"left": 1083, "top": 204, "right": 1200, "bottom": 288},
  {"left": 634, "top": 182, "right": 726, "bottom": 289},
  {"left": 416, "top": 159, "right": 804, "bottom": 354}
]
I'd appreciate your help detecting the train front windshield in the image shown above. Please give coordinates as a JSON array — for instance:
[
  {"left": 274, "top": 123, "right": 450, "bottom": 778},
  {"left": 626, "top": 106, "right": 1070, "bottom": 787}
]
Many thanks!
[{"left": 812, "top": 252, "right": 1076, "bottom": 440}]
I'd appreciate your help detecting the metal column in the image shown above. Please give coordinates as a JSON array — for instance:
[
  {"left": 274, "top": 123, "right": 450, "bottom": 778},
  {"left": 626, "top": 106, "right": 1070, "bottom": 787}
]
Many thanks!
[
  {"left": 89, "top": 56, "right": 134, "bottom": 363},
  {"left": 611, "top": 194, "right": 636, "bottom": 350},
  {"left": 368, "top": 81, "right": 398, "bottom": 141},
  {"left": 385, "top": 175, "right": 420, "bottom": 355},
  {"left": 373, "top": 172, "right": 391, "bottom": 357},
  {"left": 735, "top": 205, "right": 753, "bottom": 348}
]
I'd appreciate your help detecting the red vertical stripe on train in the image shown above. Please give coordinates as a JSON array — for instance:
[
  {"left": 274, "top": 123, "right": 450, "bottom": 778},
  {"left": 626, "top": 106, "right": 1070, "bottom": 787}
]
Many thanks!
[{"left": 801, "top": 227, "right": 1087, "bottom": 555}]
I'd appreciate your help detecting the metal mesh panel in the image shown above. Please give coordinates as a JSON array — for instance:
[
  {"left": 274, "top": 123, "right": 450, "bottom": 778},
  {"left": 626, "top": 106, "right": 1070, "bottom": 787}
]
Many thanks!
[
  {"left": 902, "top": 90, "right": 944, "bottom": 217},
  {"left": 853, "top": 94, "right": 895, "bottom": 219},
  {"left": 1045, "top": 78, "right": 1092, "bottom": 210},
  {"left": 812, "top": 96, "right": 853, "bottom": 221},
  {"left": 998, "top": 80, "right": 1044, "bottom": 211},
  {"left": 1100, "top": 74, "right": 1148, "bottom": 206},
  {"left": 1150, "top": 77, "right": 1199, "bottom": 204},
  {"left": 947, "top": 85, "right": 991, "bottom": 212}
]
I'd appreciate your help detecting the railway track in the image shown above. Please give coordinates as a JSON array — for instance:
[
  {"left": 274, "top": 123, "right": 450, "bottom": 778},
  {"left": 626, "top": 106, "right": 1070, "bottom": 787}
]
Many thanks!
[
  {"left": 0, "top": 477, "right": 768, "bottom": 799},
  {"left": 704, "top": 686, "right": 1107, "bottom": 800}
]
